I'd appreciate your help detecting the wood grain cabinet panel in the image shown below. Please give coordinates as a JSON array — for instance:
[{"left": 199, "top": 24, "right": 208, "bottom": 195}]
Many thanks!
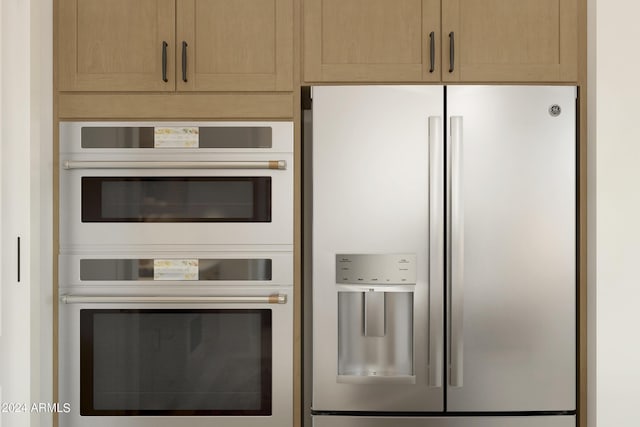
[
  {"left": 177, "top": 0, "right": 293, "bottom": 91},
  {"left": 442, "top": 0, "right": 578, "bottom": 82},
  {"left": 303, "top": 0, "right": 441, "bottom": 82},
  {"left": 58, "top": 0, "right": 293, "bottom": 92},
  {"left": 303, "top": 0, "right": 578, "bottom": 83},
  {"left": 58, "top": 0, "right": 176, "bottom": 91}
]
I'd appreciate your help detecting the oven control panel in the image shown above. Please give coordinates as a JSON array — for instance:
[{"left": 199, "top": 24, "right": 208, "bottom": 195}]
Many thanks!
[{"left": 335, "top": 254, "right": 416, "bottom": 285}]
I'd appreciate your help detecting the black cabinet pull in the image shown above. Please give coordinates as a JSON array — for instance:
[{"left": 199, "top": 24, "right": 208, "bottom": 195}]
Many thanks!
[
  {"left": 17, "top": 236, "right": 21, "bottom": 282},
  {"left": 449, "top": 32, "right": 455, "bottom": 73},
  {"left": 162, "top": 41, "right": 168, "bottom": 82},
  {"left": 429, "top": 31, "right": 435, "bottom": 73},
  {"left": 182, "top": 41, "right": 188, "bottom": 82}
]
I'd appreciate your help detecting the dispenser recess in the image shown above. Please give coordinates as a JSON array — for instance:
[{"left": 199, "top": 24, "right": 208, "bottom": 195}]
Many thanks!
[{"left": 336, "top": 254, "right": 416, "bottom": 384}]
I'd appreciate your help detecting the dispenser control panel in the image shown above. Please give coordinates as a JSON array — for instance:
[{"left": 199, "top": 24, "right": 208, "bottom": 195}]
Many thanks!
[{"left": 335, "top": 254, "right": 416, "bottom": 284}]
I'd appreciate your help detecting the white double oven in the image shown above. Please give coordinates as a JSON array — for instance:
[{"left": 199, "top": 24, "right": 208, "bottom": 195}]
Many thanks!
[{"left": 57, "top": 122, "right": 294, "bottom": 427}]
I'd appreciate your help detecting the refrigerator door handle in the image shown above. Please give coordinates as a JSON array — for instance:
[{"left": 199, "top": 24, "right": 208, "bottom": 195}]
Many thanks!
[
  {"left": 449, "top": 116, "right": 464, "bottom": 388},
  {"left": 428, "top": 116, "right": 444, "bottom": 388}
]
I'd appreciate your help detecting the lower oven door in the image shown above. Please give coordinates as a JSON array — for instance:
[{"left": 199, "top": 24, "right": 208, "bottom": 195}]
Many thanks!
[{"left": 58, "top": 288, "right": 292, "bottom": 427}]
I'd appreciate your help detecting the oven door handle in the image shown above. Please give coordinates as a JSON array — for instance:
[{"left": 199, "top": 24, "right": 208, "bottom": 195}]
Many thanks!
[
  {"left": 63, "top": 160, "right": 287, "bottom": 170},
  {"left": 60, "top": 294, "right": 288, "bottom": 304}
]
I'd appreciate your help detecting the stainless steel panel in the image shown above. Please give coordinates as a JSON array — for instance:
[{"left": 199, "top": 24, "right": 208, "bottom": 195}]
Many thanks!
[
  {"left": 312, "top": 416, "right": 575, "bottom": 427},
  {"left": 62, "top": 251, "right": 292, "bottom": 287},
  {"left": 80, "top": 258, "right": 273, "bottom": 281},
  {"left": 312, "top": 85, "right": 444, "bottom": 412},
  {"left": 446, "top": 86, "right": 576, "bottom": 411},
  {"left": 336, "top": 254, "right": 416, "bottom": 284},
  {"left": 62, "top": 121, "right": 292, "bottom": 153}
]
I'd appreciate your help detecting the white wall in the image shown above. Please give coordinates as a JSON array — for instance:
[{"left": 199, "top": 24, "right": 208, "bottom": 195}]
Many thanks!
[
  {"left": 588, "top": 1, "right": 640, "bottom": 426},
  {"left": 1, "top": 0, "right": 34, "bottom": 423},
  {"left": 0, "top": 0, "right": 53, "bottom": 425}
]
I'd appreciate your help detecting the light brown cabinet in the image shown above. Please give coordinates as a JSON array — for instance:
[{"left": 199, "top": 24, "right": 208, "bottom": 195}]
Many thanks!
[
  {"left": 443, "top": 0, "right": 577, "bottom": 82},
  {"left": 177, "top": 0, "right": 293, "bottom": 91},
  {"left": 58, "top": 0, "right": 175, "bottom": 91},
  {"left": 303, "top": 0, "right": 441, "bottom": 82},
  {"left": 58, "top": 0, "right": 293, "bottom": 91},
  {"left": 303, "top": 0, "right": 577, "bottom": 82}
]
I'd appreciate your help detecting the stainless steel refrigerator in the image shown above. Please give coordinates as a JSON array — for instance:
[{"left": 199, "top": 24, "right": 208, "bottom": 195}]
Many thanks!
[{"left": 307, "top": 86, "right": 576, "bottom": 427}]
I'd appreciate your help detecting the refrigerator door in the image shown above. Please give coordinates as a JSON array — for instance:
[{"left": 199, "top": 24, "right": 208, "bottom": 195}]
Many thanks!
[
  {"left": 311, "top": 86, "right": 444, "bottom": 412},
  {"left": 446, "top": 86, "right": 576, "bottom": 411}
]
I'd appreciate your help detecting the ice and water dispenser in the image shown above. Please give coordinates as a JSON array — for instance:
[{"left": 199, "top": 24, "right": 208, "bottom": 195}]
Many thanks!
[{"left": 336, "top": 254, "right": 416, "bottom": 384}]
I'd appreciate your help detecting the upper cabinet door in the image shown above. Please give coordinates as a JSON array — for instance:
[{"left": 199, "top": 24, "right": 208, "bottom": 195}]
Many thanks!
[
  {"left": 303, "top": 0, "right": 441, "bottom": 82},
  {"left": 442, "top": 0, "right": 578, "bottom": 82},
  {"left": 58, "top": 0, "right": 176, "bottom": 91},
  {"left": 177, "top": 0, "right": 293, "bottom": 91}
]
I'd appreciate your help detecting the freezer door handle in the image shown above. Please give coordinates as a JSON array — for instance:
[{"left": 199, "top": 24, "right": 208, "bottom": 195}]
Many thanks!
[
  {"left": 428, "top": 116, "right": 444, "bottom": 388},
  {"left": 449, "top": 116, "right": 464, "bottom": 388}
]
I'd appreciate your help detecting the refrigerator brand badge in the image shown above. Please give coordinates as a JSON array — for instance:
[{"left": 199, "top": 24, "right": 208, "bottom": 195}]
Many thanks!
[{"left": 549, "top": 104, "right": 562, "bottom": 117}]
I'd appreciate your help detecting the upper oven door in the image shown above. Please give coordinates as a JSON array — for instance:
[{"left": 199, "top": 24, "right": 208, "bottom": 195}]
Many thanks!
[{"left": 59, "top": 122, "right": 293, "bottom": 251}]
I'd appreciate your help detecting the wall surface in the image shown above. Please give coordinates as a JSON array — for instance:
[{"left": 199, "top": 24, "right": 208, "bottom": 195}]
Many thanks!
[
  {"left": 588, "top": 1, "right": 640, "bottom": 426},
  {"left": 1, "top": 0, "right": 35, "bottom": 423},
  {"left": 0, "top": 0, "right": 53, "bottom": 425}
]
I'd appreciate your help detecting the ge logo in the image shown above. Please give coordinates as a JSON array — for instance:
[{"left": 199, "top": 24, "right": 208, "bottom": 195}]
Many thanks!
[{"left": 549, "top": 104, "right": 562, "bottom": 117}]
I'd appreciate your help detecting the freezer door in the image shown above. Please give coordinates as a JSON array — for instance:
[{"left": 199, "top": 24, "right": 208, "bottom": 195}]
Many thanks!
[
  {"left": 313, "top": 415, "right": 575, "bottom": 427},
  {"left": 311, "top": 86, "right": 444, "bottom": 412},
  {"left": 446, "top": 86, "right": 576, "bottom": 411}
]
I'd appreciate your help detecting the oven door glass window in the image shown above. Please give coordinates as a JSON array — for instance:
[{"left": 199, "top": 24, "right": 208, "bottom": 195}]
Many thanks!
[
  {"left": 81, "top": 177, "right": 271, "bottom": 222},
  {"left": 80, "top": 126, "right": 272, "bottom": 149},
  {"left": 80, "top": 309, "right": 272, "bottom": 416}
]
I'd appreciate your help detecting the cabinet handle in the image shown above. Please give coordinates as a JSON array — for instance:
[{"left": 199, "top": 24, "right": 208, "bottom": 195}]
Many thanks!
[
  {"left": 17, "top": 236, "right": 21, "bottom": 283},
  {"left": 181, "top": 41, "right": 188, "bottom": 82},
  {"left": 449, "top": 32, "right": 455, "bottom": 73},
  {"left": 429, "top": 31, "right": 435, "bottom": 73},
  {"left": 161, "top": 41, "right": 168, "bottom": 82}
]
